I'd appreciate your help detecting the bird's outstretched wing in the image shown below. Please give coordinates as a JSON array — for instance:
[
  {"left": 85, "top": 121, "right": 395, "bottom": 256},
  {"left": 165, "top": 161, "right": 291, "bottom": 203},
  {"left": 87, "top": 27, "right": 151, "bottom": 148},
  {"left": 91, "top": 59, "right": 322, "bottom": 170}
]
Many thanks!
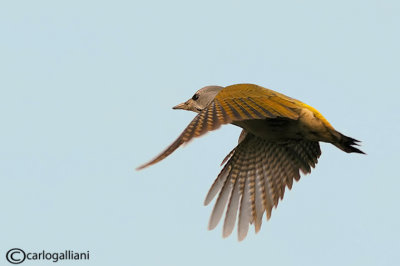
[
  {"left": 204, "top": 131, "right": 321, "bottom": 241},
  {"left": 136, "top": 84, "right": 302, "bottom": 170}
]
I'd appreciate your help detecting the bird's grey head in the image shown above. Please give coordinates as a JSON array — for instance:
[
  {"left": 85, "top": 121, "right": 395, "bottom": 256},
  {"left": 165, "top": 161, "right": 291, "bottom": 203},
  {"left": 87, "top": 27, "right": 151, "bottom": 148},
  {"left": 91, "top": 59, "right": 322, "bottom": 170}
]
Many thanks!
[{"left": 173, "top": 85, "right": 224, "bottom": 113}]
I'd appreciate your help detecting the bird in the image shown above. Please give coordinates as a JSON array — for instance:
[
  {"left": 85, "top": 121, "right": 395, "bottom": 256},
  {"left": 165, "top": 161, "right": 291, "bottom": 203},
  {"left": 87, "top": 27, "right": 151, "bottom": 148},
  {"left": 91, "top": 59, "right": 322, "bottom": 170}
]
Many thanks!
[{"left": 136, "top": 83, "right": 364, "bottom": 241}]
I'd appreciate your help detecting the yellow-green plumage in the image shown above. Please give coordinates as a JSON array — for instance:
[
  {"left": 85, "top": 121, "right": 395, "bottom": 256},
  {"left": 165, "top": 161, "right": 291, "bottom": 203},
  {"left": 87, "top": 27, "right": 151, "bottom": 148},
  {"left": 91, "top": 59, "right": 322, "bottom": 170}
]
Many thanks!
[{"left": 137, "top": 83, "right": 364, "bottom": 241}]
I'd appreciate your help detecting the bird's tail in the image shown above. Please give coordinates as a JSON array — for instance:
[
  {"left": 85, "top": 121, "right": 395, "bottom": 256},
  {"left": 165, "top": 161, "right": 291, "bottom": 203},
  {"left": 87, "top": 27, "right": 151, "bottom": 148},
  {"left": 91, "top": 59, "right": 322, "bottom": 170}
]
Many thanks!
[{"left": 334, "top": 133, "right": 365, "bottom": 154}]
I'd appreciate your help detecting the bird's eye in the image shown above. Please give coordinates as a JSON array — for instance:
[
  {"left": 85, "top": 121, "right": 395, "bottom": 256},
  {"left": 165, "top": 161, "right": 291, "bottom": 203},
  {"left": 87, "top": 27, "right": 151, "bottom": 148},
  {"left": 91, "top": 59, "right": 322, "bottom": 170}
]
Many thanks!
[{"left": 192, "top": 94, "right": 199, "bottom": 101}]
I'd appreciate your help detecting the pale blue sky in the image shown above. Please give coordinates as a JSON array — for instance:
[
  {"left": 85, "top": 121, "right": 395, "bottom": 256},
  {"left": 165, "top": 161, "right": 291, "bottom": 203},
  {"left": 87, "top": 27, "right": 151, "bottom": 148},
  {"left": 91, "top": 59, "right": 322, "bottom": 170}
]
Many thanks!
[{"left": 1, "top": 1, "right": 399, "bottom": 265}]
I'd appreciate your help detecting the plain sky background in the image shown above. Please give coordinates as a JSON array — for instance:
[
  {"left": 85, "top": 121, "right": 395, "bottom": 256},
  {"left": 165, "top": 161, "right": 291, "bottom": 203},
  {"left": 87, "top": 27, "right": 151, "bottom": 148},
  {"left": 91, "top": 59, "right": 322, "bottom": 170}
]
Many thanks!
[{"left": 1, "top": 0, "right": 399, "bottom": 265}]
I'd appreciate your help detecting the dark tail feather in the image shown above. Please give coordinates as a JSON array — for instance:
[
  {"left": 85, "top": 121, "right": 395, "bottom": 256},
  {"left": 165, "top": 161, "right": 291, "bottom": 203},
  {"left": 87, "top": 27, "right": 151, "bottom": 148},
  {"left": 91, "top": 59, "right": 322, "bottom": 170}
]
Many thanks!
[{"left": 335, "top": 134, "right": 365, "bottom": 154}]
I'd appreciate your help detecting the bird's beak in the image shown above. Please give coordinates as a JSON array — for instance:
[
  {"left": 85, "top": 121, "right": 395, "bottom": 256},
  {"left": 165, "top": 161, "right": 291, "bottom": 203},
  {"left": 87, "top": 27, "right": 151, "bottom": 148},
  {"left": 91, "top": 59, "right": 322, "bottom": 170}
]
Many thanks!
[{"left": 172, "top": 101, "right": 187, "bottom": 110}]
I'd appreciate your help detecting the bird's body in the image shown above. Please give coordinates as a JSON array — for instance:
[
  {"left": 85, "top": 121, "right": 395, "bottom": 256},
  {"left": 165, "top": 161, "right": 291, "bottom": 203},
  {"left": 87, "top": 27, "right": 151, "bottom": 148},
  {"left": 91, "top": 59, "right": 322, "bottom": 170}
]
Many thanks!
[{"left": 137, "top": 83, "right": 364, "bottom": 240}]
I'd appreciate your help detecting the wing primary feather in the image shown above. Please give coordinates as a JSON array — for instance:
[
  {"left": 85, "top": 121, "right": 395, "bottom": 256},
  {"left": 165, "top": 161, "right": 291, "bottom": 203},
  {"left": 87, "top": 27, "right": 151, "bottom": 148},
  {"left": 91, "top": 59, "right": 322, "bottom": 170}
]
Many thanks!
[
  {"left": 255, "top": 141, "right": 270, "bottom": 221},
  {"left": 266, "top": 145, "right": 281, "bottom": 206},
  {"left": 136, "top": 137, "right": 184, "bottom": 170},
  {"left": 286, "top": 147, "right": 304, "bottom": 182},
  {"left": 280, "top": 145, "right": 297, "bottom": 194},
  {"left": 204, "top": 162, "right": 231, "bottom": 206},
  {"left": 238, "top": 157, "right": 250, "bottom": 241},
  {"left": 285, "top": 155, "right": 295, "bottom": 190},
  {"left": 275, "top": 146, "right": 289, "bottom": 200},
  {"left": 254, "top": 144, "right": 265, "bottom": 232},
  {"left": 220, "top": 147, "right": 236, "bottom": 166},
  {"left": 208, "top": 157, "right": 239, "bottom": 230},
  {"left": 282, "top": 146, "right": 297, "bottom": 191},
  {"left": 222, "top": 149, "right": 245, "bottom": 238},
  {"left": 247, "top": 150, "right": 257, "bottom": 226},
  {"left": 261, "top": 143, "right": 274, "bottom": 219},
  {"left": 277, "top": 145, "right": 295, "bottom": 190}
]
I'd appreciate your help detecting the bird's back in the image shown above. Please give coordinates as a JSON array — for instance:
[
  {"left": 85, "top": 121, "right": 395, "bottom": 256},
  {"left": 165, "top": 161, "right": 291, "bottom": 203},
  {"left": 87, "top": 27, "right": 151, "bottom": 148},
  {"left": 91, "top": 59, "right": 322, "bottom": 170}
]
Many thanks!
[{"left": 217, "top": 84, "right": 336, "bottom": 143}]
